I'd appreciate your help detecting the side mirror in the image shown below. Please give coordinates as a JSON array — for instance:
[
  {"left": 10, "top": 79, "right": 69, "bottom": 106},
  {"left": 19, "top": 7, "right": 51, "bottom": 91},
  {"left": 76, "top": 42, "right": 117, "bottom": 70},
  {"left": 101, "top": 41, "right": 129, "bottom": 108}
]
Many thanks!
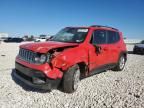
[{"left": 93, "top": 45, "right": 101, "bottom": 54}]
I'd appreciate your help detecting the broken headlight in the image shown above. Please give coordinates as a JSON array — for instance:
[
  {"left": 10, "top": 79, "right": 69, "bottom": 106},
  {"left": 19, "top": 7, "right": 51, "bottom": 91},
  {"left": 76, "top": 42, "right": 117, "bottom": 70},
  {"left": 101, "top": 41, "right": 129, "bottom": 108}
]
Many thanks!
[
  {"left": 34, "top": 54, "right": 47, "bottom": 64},
  {"left": 47, "top": 53, "right": 52, "bottom": 63}
]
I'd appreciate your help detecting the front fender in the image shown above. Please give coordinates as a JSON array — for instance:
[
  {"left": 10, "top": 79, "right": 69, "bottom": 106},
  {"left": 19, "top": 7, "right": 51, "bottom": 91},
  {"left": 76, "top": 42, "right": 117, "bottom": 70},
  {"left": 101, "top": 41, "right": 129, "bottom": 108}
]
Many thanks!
[{"left": 51, "top": 49, "right": 88, "bottom": 71}]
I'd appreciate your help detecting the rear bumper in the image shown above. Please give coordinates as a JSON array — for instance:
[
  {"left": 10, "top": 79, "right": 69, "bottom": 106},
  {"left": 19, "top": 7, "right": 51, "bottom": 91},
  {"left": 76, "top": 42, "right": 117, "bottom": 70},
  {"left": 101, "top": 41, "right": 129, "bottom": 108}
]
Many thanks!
[{"left": 14, "top": 62, "right": 61, "bottom": 90}]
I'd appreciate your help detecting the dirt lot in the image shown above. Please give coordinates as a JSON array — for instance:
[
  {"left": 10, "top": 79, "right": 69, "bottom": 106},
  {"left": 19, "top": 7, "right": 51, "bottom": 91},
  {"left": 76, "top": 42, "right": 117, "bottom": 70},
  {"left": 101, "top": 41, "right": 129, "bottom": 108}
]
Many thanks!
[{"left": 0, "top": 42, "right": 144, "bottom": 108}]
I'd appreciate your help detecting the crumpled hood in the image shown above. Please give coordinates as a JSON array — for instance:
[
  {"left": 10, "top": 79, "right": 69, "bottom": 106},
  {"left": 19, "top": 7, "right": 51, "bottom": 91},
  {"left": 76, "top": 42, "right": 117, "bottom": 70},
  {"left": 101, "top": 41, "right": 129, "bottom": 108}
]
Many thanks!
[
  {"left": 20, "top": 41, "right": 78, "bottom": 53},
  {"left": 135, "top": 44, "right": 144, "bottom": 48}
]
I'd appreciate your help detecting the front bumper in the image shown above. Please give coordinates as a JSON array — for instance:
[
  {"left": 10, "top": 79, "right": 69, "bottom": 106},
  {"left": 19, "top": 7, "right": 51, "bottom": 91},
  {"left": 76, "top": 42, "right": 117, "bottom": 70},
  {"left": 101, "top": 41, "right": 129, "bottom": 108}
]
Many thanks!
[
  {"left": 14, "top": 62, "right": 61, "bottom": 90},
  {"left": 16, "top": 56, "right": 63, "bottom": 79}
]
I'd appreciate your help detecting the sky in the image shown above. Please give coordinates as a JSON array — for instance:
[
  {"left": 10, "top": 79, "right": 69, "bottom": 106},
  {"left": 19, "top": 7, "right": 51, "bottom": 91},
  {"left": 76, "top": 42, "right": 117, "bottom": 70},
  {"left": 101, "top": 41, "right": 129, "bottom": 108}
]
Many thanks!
[{"left": 0, "top": 0, "right": 144, "bottom": 39}]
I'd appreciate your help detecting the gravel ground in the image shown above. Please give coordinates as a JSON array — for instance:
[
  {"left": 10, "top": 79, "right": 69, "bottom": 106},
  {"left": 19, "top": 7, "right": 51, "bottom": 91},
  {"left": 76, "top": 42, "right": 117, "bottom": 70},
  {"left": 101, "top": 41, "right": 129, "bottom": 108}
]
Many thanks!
[{"left": 0, "top": 42, "right": 144, "bottom": 108}]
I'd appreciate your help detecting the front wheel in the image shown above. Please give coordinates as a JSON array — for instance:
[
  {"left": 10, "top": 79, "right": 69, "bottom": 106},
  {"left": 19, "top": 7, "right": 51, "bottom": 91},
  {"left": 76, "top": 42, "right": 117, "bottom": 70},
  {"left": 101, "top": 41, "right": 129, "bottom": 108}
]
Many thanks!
[
  {"left": 63, "top": 64, "right": 80, "bottom": 93},
  {"left": 112, "top": 55, "right": 126, "bottom": 71}
]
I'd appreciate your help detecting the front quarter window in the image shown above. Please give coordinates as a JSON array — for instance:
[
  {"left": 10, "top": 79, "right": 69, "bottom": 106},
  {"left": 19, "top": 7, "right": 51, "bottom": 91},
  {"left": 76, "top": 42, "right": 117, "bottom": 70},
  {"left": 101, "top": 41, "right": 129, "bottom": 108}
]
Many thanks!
[{"left": 50, "top": 28, "right": 88, "bottom": 43}]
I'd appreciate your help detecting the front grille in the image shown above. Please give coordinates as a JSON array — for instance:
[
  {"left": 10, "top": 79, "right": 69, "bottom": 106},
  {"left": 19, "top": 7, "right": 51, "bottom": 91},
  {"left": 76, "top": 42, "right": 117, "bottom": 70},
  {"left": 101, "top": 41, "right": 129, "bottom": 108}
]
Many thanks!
[{"left": 19, "top": 48, "right": 35, "bottom": 63}]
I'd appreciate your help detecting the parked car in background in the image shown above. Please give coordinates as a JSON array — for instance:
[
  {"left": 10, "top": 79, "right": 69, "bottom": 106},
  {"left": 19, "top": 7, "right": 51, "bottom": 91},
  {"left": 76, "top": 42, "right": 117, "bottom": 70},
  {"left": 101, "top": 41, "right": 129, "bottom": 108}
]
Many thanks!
[
  {"left": 35, "top": 35, "right": 51, "bottom": 42},
  {"left": 4, "top": 37, "right": 24, "bottom": 43},
  {"left": 14, "top": 25, "right": 127, "bottom": 93},
  {"left": 133, "top": 40, "right": 144, "bottom": 54},
  {"left": 35, "top": 37, "right": 47, "bottom": 42}
]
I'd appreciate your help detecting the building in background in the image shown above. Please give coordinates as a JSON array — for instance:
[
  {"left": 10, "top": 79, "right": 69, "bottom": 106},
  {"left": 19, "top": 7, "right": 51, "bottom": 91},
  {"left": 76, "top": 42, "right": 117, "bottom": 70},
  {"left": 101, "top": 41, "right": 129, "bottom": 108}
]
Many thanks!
[
  {"left": 0, "top": 32, "right": 9, "bottom": 40},
  {"left": 124, "top": 39, "right": 142, "bottom": 44}
]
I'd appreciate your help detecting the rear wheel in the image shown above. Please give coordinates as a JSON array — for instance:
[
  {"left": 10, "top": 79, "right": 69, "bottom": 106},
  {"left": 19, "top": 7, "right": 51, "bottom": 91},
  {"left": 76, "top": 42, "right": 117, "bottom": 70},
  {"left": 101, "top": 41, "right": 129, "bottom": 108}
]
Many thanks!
[
  {"left": 63, "top": 64, "right": 80, "bottom": 93},
  {"left": 112, "top": 55, "right": 126, "bottom": 71}
]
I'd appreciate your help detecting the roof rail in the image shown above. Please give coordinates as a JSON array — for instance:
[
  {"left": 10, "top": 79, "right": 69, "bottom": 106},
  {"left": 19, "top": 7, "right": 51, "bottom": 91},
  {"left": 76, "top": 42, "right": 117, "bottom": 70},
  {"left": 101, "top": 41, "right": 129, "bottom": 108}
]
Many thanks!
[{"left": 90, "top": 25, "right": 118, "bottom": 31}]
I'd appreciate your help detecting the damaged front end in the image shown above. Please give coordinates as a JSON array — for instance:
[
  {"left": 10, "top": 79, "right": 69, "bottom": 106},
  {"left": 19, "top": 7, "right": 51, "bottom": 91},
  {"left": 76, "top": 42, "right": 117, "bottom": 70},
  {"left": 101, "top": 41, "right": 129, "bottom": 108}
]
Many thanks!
[{"left": 14, "top": 44, "right": 78, "bottom": 90}]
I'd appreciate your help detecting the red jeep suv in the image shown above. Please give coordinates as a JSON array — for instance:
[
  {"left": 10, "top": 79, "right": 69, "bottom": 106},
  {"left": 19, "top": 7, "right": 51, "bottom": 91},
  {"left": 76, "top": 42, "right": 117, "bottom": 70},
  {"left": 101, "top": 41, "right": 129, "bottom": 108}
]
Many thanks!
[{"left": 14, "top": 25, "right": 127, "bottom": 93}]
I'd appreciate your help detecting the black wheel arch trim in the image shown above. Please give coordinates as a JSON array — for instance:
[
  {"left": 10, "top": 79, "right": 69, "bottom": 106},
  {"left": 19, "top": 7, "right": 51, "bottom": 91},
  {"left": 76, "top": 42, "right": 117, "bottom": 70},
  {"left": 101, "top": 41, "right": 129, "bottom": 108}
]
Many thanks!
[{"left": 119, "top": 51, "right": 127, "bottom": 62}]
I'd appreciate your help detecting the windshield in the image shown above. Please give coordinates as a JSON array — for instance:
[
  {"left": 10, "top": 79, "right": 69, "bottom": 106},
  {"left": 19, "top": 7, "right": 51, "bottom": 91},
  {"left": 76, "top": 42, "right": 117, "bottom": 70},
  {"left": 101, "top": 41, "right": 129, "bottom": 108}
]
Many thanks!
[{"left": 50, "top": 27, "right": 88, "bottom": 43}]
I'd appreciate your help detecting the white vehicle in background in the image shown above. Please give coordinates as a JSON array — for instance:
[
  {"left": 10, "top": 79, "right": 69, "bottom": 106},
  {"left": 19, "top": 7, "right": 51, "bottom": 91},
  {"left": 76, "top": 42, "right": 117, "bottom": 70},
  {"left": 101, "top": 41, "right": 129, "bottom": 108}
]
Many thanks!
[{"left": 35, "top": 35, "right": 51, "bottom": 42}]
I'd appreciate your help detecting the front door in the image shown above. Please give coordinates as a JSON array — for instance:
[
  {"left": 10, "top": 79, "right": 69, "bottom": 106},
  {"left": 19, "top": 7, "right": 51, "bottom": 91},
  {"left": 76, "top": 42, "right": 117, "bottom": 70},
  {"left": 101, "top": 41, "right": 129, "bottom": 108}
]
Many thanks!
[{"left": 88, "top": 30, "right": 110, "bottom": 72}]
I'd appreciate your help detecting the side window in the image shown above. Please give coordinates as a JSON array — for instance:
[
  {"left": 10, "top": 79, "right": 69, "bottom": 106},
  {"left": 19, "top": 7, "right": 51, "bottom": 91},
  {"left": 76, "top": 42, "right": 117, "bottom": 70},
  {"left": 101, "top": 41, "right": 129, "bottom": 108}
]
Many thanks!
[
  {"left": 91, "top": 30, "right": 107, "bottom": 44},
  {"left": 107, "top": 31, "right": 120, "bottom": 44}
]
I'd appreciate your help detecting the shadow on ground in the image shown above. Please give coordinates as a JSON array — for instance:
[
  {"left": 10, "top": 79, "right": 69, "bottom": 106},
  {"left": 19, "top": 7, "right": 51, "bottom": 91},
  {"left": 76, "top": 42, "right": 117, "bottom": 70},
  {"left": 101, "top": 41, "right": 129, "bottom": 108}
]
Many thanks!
[
  {"left": 127, "top": 51, "right": 134, "bottom": 54},
  {"left": 127, "top": 51, "right": 144, "bottom": 55}
]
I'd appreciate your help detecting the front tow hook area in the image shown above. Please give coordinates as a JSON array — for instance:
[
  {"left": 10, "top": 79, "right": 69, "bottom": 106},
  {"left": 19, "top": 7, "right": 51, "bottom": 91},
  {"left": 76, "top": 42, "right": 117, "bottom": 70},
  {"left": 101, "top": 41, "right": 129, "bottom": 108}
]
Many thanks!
[{"left": 32, "top": 77, "right": 46, "bottom": 84}]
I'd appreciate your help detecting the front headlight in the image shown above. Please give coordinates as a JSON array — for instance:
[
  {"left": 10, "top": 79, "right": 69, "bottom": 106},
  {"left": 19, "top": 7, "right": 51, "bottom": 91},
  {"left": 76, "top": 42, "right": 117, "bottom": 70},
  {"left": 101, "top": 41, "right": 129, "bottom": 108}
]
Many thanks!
[
  {"left": 34, "top": 54, "right": 47, "bottom": 64},
  {"left": 40, "top": 54, "right": 47, "bottom": 63}
]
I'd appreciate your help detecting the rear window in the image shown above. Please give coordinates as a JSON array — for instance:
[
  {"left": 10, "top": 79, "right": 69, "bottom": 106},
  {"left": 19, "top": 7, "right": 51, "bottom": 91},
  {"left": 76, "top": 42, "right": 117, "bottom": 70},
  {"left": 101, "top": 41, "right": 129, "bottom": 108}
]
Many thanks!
[{"left": 107, "top": 31, "right": 120, "bottom": 44}]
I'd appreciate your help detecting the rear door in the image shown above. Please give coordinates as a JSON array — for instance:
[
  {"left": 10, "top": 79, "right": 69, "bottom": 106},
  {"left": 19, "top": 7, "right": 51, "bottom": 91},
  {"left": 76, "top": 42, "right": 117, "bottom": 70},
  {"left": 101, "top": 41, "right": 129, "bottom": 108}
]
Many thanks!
[{"left": 107, "top": 31, "right": 121, "bottom": 63}]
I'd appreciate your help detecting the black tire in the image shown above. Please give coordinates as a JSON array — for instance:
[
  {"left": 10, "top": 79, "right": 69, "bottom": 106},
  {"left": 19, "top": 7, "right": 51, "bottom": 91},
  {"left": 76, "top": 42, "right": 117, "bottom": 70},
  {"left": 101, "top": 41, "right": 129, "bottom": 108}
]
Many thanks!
[
  {"left": 63, "top": 64, "right": 80, "bottom": 93},
  {"left": 112, "top": 55, "right": 126, "bottom": 71}
]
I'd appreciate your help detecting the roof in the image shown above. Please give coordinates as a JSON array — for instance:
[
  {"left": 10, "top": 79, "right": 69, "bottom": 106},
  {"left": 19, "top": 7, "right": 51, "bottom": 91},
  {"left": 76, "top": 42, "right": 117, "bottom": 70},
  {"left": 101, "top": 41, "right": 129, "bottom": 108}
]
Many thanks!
[{"left": 67, "top": 25, "right": 119, "bottom": 31}]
